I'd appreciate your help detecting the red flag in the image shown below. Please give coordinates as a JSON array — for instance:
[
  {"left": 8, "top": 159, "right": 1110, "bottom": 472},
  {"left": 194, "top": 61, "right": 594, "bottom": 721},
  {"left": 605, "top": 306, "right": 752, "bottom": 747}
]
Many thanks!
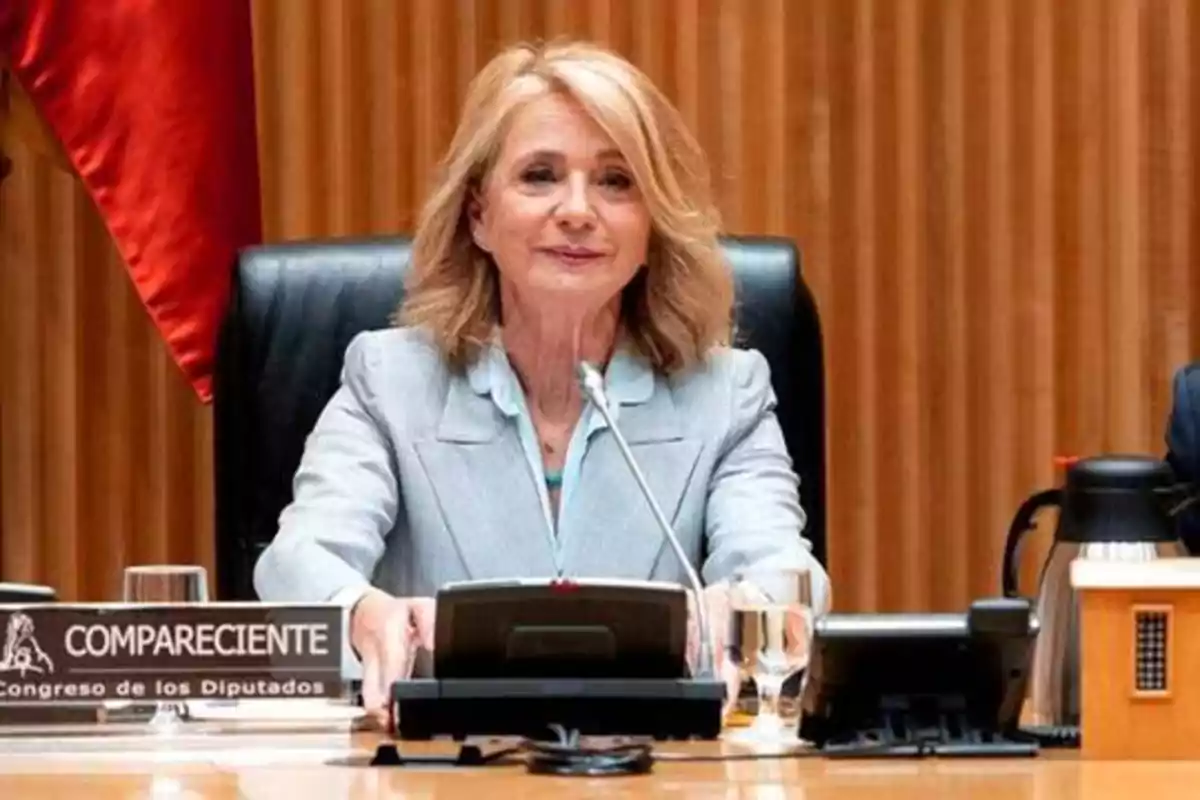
[{"left": 0, "top": 1, "right": 262, "bottom": 402}]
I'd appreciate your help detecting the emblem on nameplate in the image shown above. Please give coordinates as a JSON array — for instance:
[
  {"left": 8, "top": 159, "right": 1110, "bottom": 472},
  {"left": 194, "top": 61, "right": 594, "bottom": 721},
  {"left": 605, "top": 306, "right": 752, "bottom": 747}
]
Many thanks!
[{"left": 0, "top": 613, "right": 55, "bottom": 677}]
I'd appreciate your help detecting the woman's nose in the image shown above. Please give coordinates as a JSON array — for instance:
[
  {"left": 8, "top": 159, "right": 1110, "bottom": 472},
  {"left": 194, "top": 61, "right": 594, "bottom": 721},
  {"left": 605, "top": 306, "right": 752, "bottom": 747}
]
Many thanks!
[{"left": 554, "top": 174, "right": 596, "bottom": 228}]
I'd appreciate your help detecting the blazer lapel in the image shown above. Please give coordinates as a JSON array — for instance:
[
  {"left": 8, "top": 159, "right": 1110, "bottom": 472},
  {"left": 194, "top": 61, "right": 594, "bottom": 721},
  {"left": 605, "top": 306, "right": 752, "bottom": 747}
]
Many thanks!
[
  {"left": 413, "top": 375, "right": 558, "bottom": 581},
  {"left": 559, "top": 381, "right": 703, "bottom": 580}
]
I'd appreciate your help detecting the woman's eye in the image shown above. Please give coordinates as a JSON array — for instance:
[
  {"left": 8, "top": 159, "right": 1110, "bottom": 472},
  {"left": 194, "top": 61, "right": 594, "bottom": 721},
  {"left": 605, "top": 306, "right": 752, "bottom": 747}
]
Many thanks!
[
  {"left": 600, "top": 171, "right": 633, "bottom": 190},
  {"left": 520, "top": 166, "right": 556, "bottom": 184}
]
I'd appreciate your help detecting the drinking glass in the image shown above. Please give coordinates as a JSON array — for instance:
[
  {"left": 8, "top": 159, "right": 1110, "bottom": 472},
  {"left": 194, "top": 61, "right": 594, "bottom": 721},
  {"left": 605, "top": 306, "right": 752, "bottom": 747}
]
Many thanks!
[
  {"left": 122, "top": 565, "right": 209, "bottom": 732},
  {"left": 725, "top": 565, "right": 814, "bottom": 747}
]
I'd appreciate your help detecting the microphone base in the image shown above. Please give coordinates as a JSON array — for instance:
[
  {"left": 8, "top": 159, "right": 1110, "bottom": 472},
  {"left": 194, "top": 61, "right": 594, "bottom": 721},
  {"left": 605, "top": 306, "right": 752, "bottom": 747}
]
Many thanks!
[{"left": 390, "top": 677, "right": 726, "bottom": 741}]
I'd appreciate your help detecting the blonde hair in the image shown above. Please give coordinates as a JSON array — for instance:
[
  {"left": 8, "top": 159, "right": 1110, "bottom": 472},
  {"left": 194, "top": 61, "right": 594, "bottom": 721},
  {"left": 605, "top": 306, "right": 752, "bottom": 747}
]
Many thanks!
[{"left": 397, "top": 40, "right": 734, "bottom": 374}]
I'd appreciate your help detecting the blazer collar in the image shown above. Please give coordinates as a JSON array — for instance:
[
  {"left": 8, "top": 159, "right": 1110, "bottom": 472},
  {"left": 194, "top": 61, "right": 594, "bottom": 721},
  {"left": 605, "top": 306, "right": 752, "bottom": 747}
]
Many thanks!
[{"left": 438, "top": 338, "right": 680, "bottom": 444}]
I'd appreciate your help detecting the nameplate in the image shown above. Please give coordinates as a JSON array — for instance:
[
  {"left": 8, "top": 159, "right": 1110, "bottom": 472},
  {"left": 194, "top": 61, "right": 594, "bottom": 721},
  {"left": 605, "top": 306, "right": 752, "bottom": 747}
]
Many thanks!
[{"left": 0, "top": 603, "right": 342, "bottom": 703}]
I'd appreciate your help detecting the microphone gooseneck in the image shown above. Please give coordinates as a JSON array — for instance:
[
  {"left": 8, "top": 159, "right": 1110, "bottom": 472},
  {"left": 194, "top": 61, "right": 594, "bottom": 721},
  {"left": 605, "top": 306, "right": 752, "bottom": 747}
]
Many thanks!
[{"left": 575, "top": 361, "right": 717, "bottom": 679}]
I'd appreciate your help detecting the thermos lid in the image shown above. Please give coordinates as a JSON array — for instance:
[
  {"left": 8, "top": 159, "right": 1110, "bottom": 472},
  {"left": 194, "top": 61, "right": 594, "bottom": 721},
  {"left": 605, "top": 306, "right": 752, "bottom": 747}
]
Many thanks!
[{"left": 1066, "top": 454, "right": 1176, "bottom": 492}]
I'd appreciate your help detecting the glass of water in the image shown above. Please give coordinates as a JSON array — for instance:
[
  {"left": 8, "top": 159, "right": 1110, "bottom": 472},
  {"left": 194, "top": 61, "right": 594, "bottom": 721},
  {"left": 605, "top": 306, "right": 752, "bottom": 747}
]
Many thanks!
[
  {"left": 122, "top": 565, "right": 209, "bottom": 732},
  {"left": 724, "top": 564, "right": 814, "bottom": 747}
]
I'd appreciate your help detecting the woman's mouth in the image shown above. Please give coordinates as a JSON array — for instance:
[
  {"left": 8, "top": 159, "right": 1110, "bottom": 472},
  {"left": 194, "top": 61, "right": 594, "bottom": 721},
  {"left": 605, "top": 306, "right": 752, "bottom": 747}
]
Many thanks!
[{"left": 544, "top": 247, "right": 606, "bottom": 266}]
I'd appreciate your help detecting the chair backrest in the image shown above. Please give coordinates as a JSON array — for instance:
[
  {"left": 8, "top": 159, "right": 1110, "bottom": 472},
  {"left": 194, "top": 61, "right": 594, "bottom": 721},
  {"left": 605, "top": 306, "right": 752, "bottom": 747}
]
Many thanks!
[{"left": 213, "top": 235, "right": 827, "bottom": 600}]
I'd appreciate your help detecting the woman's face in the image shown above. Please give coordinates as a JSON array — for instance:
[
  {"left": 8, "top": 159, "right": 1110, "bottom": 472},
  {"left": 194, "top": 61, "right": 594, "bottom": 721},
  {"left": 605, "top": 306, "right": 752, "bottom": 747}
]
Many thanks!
[{"left": 470, "top": 91, "right": 652, "bottom": 314}]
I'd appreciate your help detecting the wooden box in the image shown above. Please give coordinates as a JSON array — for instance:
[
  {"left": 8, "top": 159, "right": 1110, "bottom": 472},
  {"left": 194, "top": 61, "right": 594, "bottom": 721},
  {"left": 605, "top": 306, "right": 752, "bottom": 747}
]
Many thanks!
[{"left": 1073, "top": 558, "right": 1200, "bottom": 760}]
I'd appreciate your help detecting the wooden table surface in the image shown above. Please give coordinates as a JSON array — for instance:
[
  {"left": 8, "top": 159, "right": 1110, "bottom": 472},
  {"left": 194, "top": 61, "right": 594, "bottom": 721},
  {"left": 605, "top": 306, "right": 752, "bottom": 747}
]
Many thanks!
[{"left": 1, "top": 716, "right": 1198, "bottom": 799}]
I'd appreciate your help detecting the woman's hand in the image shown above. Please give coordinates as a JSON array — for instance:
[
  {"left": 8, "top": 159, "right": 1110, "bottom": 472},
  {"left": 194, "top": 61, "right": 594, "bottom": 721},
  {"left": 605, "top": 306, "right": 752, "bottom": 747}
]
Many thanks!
[
  {"left": 350, "top": 588, "right": 436, "bottom": 725},
  {"left": 686, "top": 583, "right": 741, "bottom": 717}
]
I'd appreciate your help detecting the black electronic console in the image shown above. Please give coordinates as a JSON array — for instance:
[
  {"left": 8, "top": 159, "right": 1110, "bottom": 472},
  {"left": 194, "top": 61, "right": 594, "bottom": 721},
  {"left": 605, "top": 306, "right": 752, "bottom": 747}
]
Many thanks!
[
  {"left": 798, "top": 597, "right": 1040, "bottom": 757},
  {"left": 0, "top": 583, "right": 56, "bottom": 604},
  {"left": 390, "top": 578, "right": 726, "bottom": 741}
]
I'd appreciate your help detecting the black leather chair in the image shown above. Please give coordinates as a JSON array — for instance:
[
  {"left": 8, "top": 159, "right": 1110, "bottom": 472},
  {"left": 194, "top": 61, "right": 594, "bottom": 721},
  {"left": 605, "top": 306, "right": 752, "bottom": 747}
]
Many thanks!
[{"left": 213, "top": 235, "right": 827, "bottom": 601}]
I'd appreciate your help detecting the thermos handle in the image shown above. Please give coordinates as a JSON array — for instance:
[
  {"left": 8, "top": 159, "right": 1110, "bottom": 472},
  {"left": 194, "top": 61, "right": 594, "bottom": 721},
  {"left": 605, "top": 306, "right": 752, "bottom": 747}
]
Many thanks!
[
  {"left": 1164, "top": 482, "right": 1200, "bottom": 517},
  {"left": 1002, "top": 488, "right": 1064, "bottom": 598}
]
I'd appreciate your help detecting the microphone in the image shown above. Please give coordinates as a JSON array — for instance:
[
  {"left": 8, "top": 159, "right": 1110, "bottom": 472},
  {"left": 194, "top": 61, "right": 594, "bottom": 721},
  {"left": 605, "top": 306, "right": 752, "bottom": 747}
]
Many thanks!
[{"left": 576, "top": 361, "right": 717, "bottom": 679}]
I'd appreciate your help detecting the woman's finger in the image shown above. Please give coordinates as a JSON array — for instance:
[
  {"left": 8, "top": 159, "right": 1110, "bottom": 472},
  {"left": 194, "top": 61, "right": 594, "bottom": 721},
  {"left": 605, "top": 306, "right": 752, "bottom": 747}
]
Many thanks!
[
  {"left": 684, "top": 591, "right": 699, "bottom": 673},
  {"left": 379, "top": 601, "right": 415, "bottom": 686},
  {"left": 360, "top": 641, "right": 384, "bottom": 714},
  {"left": 704, "top": 583, "right": 730, "bottom": 655},
  {"left": 410, "top": 597, "right": 437, "bottom": 652},
  {"left": 721, "top": 657, "right": 741, "bottom": 716}
]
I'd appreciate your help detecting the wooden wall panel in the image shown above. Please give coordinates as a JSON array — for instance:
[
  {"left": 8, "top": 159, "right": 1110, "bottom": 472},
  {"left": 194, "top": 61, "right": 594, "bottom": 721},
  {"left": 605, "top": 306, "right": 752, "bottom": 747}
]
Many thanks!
[
  {"left": 1, "top": 0, "right": 1198, "bottom": 612},
  {"left": 0, "top": 151, "right": 214, "bottom": 602}
]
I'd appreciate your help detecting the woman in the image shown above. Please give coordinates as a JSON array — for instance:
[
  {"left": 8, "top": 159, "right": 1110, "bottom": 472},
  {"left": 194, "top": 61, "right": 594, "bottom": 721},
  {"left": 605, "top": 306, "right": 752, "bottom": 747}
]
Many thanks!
[{"left": 253, "top": 40, "right": 830, "bottom": 718}]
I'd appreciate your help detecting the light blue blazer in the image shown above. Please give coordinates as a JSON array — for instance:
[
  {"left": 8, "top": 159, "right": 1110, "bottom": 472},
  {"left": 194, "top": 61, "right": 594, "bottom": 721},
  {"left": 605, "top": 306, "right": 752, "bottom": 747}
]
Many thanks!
[{"left": 253, "top": 327, "right": 831, "bottom": 617}]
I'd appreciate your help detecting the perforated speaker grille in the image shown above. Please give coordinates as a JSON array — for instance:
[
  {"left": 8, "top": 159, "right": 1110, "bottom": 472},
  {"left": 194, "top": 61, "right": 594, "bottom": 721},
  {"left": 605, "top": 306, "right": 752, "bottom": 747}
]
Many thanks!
[{"left": 1134, "top": 609, "right": 1170, "bottom": 694}]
